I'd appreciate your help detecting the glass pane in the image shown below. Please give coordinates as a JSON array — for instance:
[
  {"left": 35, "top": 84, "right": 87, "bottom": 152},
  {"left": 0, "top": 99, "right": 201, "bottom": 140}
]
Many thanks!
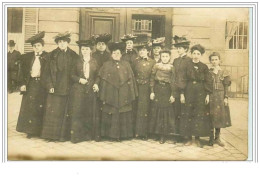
[
  {"left": 239, "top": 36, "right": 243, "bottom": 49},
  {"left": 244, "top": 22, "right": 248, "bottom": 35},
  {"left": 239, "top": 22, "right": 243, "bottom": 35},
  {"left": 234, "top": 35, "right": 237, "bottom": 49},
  {"left": 229, "top": 37, "right": 233, "bottom": 49},
  {"left": 243, "top": 36, "right": 247, "bottom": 49}
]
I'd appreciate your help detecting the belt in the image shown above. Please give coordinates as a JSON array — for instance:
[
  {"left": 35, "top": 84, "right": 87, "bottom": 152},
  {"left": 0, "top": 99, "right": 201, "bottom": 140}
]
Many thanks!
[{"left": 30, "top": 77, "right": 41, "bottom": 81}]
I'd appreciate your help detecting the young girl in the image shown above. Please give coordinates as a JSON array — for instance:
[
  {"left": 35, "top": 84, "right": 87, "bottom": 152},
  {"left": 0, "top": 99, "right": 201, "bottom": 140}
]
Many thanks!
[
  {"left": 209, "top": 52, "right": 232, "bottom": 146},
  {"left": 180, "top": 44, "right": 213, "bottom": 147},
  {"left": 149, "top": 49, "right": 176, "bottom": 144}
]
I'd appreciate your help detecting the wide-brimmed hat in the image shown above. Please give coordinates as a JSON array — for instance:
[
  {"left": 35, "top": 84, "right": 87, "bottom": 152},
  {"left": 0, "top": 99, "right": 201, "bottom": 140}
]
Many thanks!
[
  {"left": 152, "top": 37, "right": 165, "bottom": 47},
  {"left": 54, "top": 31, "right": 71, "bottom": 43},
  {"left": 25, "top": 31, "right": 45, "bottom": 45},
  {"left": 92, "top": 33, "right": 112, "bottom": 44},
  {"left": 76, "top": 40, "right": 94, "bottom": 48},
  {"left": 121, "top": 34, "right": 137, "bottom": 42},
  {"left": 8, "top": 40, "right": 16, "bottom": 47},
  {"left": 108, "top": 42, "right": 126, "bottom": 53},
  {"left": 172, "top": 35, "right": 190, "bottom": 47}
]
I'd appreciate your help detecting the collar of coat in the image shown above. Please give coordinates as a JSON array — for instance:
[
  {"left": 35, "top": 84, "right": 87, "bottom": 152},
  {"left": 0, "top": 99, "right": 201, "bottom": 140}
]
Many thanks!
[{"left": 50, "top": 47, "right": 77, "bottom": 60}]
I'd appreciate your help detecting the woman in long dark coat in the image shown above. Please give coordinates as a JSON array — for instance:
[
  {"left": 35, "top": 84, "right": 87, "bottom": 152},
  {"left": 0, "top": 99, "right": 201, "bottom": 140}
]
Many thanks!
[
  {"left": 180, "top": 44, "right": 213, "bottom": 147},
  {"left": 209, "top": 52, "right": 232, "bottom": 147},
  {"left": 149, "top": 50, "right": 177, "bottom": 144},
  {"left": 132, "top": 44, "right": 156, "bottom": 140},
  {"left": 69, "top": 40, "right": 100, "bottom": 143},
  {"left": 121, "top": 34, "right": 138, "bottom": 69},
  {"left": 41, "top": 31, "right": 78, "bottom": 141},
  {"left": 94, "top": 42, "right": 138, "bottom": 141},
  {"left": 16, "top": 31, "right": 48, "bottom": 138}
]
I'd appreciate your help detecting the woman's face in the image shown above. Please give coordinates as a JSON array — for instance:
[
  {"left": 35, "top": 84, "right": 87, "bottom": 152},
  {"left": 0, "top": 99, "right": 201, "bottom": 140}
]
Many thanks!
[
  {"left": 153, "top": 46, "right": 162, "bottom": 56},
  {"left": 139, "top": 48, "right": 149, "bottom": 58},
  {"left": 125, "top": 40, "right": 134, "bottom": 50},
  {"left": 191, "top": 50, "right": 202, "bottom": 62},
  {"left": 160, "top": 53, "right": 171, "bottom": 64},
  {"left": 177, "top": 47, "right": 186, "bottom": 56},
  {"left": 33, "top": 42, "right": 44, "bottom": 53},
  {"left": 58, "top": 40, "right": 68, "bottom": 50},
  {"left": 210, "top": 56, "right": 221, "bottom": 67},
  {"left": 111, "top": 49, "right": 122, "bottom": 61},
  {"left": 96, "top": 42, "right": 107, "bottom": 52},
  {"left": 81, "top": 46, "right": 92, "bottom": 56}
]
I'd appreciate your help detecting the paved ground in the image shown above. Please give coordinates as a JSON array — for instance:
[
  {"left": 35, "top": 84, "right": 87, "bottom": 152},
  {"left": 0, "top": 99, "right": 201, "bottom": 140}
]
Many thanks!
[{"left": 7, "top": 92, "right": 248, "bottom": 161}]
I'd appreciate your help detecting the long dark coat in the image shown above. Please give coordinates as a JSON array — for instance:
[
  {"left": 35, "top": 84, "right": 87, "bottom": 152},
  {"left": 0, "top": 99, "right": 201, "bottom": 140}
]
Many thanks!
[
  {"left": 96, "top": 59, "right": 138, "bottom": 139},
  {"left": 173, "top": 55, "right": 192, "bottom": 134},
  {"left": 16, "top": 51, "right": 48, "bottom": 136},
  {"left": 41, "top": 47, "right": 78, "bottom": 141},
  {"left": 121, "top": 49, "right": 138, "bottom": 69},
  {"left": 209, "top": 69, "right": 232, "bottom": 128},
  {"left": 132, "top": 57, "right": 155, "bottom": 137},
  {"left": 92, "top": 50, "right": 111, "bottom": 69},
  {"left": 8, "top": 50, "right": 21, "bottom": 91},
  {"left": 69, "top": 57, "right": 100, "bottom": 143},
  {"left": 180, "top": 61, "right": 213, "bottom": 137}
]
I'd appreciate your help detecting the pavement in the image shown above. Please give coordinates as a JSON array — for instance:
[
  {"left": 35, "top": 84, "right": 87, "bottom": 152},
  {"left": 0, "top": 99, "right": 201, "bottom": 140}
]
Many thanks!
[{"left": 7, "top": 92, "right": 248, "bottom": 161}]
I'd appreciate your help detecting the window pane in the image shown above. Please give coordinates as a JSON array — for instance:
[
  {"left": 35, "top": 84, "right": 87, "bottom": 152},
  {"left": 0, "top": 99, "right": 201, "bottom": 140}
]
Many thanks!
[
  {"left": 229, "top": 37, "right": 234, "bottom": 49},
  {"left": 243, "top": 36, "right": 247, "bottom": 49},
  {"left": 239, "top": 36, "right": 243, "bottom": 49},
  {"left": 244, "top": 22, "right": 248, "bottom": 35},
  {"left": 234, "top": 35, "right": 237, "bottom": 49},
  {"left": 239, "top": 22, "right": 243, "bottom": 35}
]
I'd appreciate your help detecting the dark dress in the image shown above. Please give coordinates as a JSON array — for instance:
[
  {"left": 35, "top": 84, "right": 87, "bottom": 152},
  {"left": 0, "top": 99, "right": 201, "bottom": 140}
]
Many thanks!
[
  {"left": 173, "top": 55, "right": 192, "bottom": 134},
  {"left": 96, "top": 59, "right": 138, "bottom": 139},
  {"left": 41, "top": 47, "right": 78, "bottom": 141},
  {"left": 180, "top": 61, "right": 213, "bottom": 137},
  {"left": 16, "top": 51, "right": 48, "bottom": 136},
  {"left": 121, "top": 49, "right": 138, "bottom": 69},
  {"left": 149, "top": 63, "right": 177, "bottom": 136},
  {"left": 69, "top": 57, "right": 99, "bottom": 143},
  {"left": 8, "top": 50, "right": 21, "bottom": 92},
  {"left": 132, "top": 57, "right": 155, "bottom": 137},
  {"left": 92, "top": 50, "right": 111, "bottom": 69},
  {"left": 209, "top": 68, "right": 232, "bottom": 128}
]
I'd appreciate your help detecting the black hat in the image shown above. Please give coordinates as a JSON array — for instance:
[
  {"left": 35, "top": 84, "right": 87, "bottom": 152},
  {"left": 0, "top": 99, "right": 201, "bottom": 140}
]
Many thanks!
[
  {"left": 54, "top": 31, "right": 71, "bottom": 44},
  {"left": 190, "top": 44, "right": 205, "bottom": 55},
  {"left": 135, "top": 42, "right": 151, "bottom": 51},
  {"left": 92, "top": 33, "right": 112, "bottom": 44},
  {"left": 152, "top": 37, "right": 165, "bottom": 47},
  {"left": 121, "top": 34, "right": 137, "bottom": 42},
  {"left": 76, "top": 40, "right": 94, "bottom": 48},
  {"left": 172, "top": 35, "right": 190, "bottom": 47},
  {"left": 8, "top": 40, "right": 16, "bottom": 47},
  {"left": 108, "top": 42, "right": 126, "bottom": 53},
  {"left": 25, "top": 31, "right": 45, "bottom": 45}
]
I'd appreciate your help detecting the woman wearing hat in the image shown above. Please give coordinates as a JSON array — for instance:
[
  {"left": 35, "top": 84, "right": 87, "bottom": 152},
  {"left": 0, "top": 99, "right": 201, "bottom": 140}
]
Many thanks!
[
  {"left": 132, "top": 43, "right": 156, "bottom": 140},
  {"left": 180, "top": 44, "right": 213, "bottom": 147},
  {"left": 93, "top": 42, "right": 138, "bottom": 141},
  {"left": 151, "top": 37, "right": 165, "bottom": 63},
  {"left": 68, "top": 40, "right": 100, "bottom": 143},
  {"left": 121, "top": 34, "right": 138, "bottom": 69},
  {"left": 8, "top": 40, "right": 21, "bottom": 93},
  {"left": 172, "top": 35, "right": 192, "bottom": 143},
  {"left": 41, "top": 31, "right": 78, "bottom": 141},
  {"left": 16, "top": 31, "right": 48, "bottom": 138},
  {"left": 92, "top": 33, "right": 112, "bottom": 69}
]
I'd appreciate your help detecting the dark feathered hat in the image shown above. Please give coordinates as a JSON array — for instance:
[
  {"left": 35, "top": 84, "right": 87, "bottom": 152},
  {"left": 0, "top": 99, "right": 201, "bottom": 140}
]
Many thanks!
[
  {"left": 108, "top": 42, "right": 126, "bottom": 53},
  {"left": 54, "top": 31, "right": 71, "bottom": 44},
  {"left": 172, "top": 35, "right": 190, "bottom": 47},
  {"left": 121, "top": 34, "right": 137, "bottom": 42},
  {"left": 25, "top": 31, "right": 45, "bottom": 45},
  {"left": 76, "top": 40, "right": 94, "bottom": 48},
  {"left": 152, "top": 37, "right": 165, "bottom": 47},
  {"left": 92, "top": 33, "right": 112, "bottom": 44}
]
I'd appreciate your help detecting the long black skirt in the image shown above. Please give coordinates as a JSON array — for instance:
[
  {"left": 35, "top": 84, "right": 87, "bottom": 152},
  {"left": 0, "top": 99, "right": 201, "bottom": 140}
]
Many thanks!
[{"left": 16, "top": 79, "right": 46, "bottom": 136}]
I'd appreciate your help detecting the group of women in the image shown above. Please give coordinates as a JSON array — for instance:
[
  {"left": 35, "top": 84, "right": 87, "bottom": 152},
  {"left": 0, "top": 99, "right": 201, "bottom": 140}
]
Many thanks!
[{"left": 15, "top": 31, "right": 232, "bottom": 148}]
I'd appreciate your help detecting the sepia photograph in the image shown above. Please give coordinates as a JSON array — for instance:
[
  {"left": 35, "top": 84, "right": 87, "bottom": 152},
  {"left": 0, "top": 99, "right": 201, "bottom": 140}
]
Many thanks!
[{"left": 5, "top": 5, "right": 250, "bottom": 161}]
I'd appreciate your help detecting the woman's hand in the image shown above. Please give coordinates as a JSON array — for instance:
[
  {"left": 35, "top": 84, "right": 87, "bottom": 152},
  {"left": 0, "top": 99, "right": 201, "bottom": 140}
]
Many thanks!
[
  {"left": 20, "top": 85, "right": 26, "bottom": 92},
  {"left": 150, "top": 93, "right": 155, "bottom": 100},
  {"left": 79, "top": 78, "right": 88, "bottom": 85},
  {"left": 49, "top": 88, "right": 55, "bottom": 93},
  {"left": 169, "top": 96, "right": 175, "bottom": 103},
  {"left": 180, "top": 94, "right": 185, "bottom": 104},
  {"left": 205, "top": 94, "right": 210, "bottom": 105},
  {"left": 224, "top": 98, "right": 229, "bottom": 106},
  {"left": 93, "top": 84, "right": 99, "bottom": 92}
]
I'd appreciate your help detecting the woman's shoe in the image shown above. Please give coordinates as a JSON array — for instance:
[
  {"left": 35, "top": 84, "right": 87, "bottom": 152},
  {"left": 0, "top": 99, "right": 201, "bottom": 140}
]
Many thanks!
[
  {"left": 215, "top": 138, "right": 225, "bottom": 147},
  {"left": 195, "top": 138, "right": 203, "bottom": 148}
]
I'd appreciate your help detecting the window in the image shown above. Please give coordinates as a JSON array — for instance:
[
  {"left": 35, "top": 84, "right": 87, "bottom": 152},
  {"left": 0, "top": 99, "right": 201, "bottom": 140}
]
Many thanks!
[
  {"left": 226, "top": 21, "right": 248, "bottom": 49},
  {"left": 8, "top": 8, "right": 23, "bottom": 33},
  {"left": 133, "top": 19, "right": 152, "bottom": 31}
]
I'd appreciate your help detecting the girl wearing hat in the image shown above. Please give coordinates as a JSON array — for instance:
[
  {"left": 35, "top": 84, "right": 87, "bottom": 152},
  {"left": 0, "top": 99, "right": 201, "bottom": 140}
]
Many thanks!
[
  {"left": 16, "top": 31, "right": 48, "bottom": 138},
  {"left": 93, "top": 42, "right": 138, "bottom": 141},
  {"left": 151, "top": 37, "right": 165, "bottom": 63},
  {"left": 172, "top": 35, "right": 192, "bottom": 144},
  {"left": 149, "top": 49, "right": 177, "bottom": 144},
  {"left": 121, "top": 34, "right": 138, "bottom": 69},
  {"left": 209, "top": 52, "right": 232, "bottom": 146},
  {"left": 132, "top": 44, "right": 156, "bottom": 140},
  {"left": 41, "top": 31, "right": 78, "bottom": 141},
  {"left": 92, "top": 33, "right": 112, "bottom": 69},
  {"left": 68, "top": 40, "right": 100, "bottom": 143},
  {"left": 180, "top": 44, "right": 213, "bottom": 147}
]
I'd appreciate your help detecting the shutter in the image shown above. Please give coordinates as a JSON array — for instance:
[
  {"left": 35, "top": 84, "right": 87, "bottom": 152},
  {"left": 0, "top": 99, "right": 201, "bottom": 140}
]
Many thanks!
[{"left": 23, "top": 8, "right": 38, "bottom": 53}]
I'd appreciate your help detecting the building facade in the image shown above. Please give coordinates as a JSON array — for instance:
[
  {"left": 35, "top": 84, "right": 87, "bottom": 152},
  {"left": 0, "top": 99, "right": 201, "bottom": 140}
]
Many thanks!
[{"left": 7, "top": 7, "right": 249, "bottom": 97}]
